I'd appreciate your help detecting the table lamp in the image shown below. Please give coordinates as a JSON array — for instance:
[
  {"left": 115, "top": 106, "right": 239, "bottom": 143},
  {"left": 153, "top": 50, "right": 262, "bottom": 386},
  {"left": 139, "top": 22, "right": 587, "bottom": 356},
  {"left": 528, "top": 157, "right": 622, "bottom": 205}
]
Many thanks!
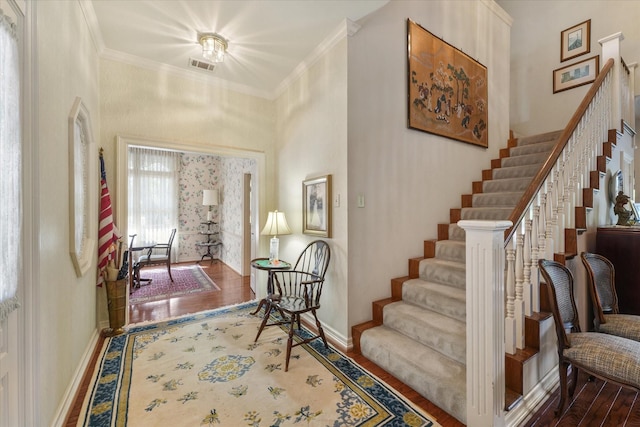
[
  {"left": 260, "top": 210, "right": 292, "bottom": 262},
  {"left": 202, "top": 189, "right": 219, "bottom": 222}
]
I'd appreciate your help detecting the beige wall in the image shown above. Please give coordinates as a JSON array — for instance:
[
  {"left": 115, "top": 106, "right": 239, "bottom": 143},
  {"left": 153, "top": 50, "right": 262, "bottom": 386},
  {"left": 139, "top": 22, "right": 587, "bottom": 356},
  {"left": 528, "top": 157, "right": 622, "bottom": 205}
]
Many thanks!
[
  {"left": 275, "top": 35, "right": 349, "bottom": 343},
  {"left": 346, "top": 0, "right": 512, "bottom": 329},
  {"left": 499, "top": 0, "right": 640, "bottom": 136},
  {"left": 35, "top": 1, "right": 101, "bottom": 423}
]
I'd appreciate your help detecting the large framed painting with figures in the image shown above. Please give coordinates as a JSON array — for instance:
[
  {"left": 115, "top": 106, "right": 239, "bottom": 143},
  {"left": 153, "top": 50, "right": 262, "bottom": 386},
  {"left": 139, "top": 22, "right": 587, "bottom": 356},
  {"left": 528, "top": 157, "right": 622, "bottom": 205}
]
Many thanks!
[{"left": 407, "top": 19, "right": 488, "bottom": 148}]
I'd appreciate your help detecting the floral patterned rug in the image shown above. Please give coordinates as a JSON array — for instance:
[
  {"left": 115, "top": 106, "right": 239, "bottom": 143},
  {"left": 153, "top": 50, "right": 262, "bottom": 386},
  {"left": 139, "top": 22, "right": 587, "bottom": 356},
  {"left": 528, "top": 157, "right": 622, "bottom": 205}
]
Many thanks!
[
  {"left": 78, "top": 302, "right": 441, "bottom": 426},
  {"left": 129, "top": 264, "right": 220, "bottom": 304}
]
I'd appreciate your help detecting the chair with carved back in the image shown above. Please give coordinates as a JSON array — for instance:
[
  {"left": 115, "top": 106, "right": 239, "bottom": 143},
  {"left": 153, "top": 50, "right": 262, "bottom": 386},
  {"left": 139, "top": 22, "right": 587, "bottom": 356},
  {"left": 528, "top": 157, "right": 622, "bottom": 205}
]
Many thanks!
[
  {"left": 581, "top": 252, "right": 640, "bottom": 342},
  {"left": 538, "top": 259, "right": 640, "bottom": 416},
  {"left": 254, "top": 240, "right": 330, "bottom": 371},
  {"left": 135, "top": 228, "right": 177, "bottom": 285}
]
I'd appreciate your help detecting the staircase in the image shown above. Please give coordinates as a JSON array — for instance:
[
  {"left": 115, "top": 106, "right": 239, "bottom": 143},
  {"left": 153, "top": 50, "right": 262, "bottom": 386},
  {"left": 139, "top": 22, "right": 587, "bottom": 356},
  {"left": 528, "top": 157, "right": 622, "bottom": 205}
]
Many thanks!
[{"left": 352, "top": 130, "right": 562, "bottom": 424}]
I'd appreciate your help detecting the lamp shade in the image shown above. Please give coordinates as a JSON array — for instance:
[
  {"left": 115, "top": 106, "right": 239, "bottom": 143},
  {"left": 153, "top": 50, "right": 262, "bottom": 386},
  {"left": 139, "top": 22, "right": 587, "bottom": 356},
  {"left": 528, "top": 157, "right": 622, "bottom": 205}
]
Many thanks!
[
  {"left": 260, "top": 210, "right": 292, "bottom": 236},
  {"left": 202, "top": 189, "right": 219, "bottom": 206}
]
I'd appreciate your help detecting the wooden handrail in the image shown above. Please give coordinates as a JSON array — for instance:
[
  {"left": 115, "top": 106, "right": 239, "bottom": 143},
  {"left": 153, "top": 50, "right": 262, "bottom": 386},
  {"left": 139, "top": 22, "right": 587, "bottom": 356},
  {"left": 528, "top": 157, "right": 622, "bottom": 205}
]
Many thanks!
[{"left": 504, "top": 58, "right": 615, "bottom": 244}]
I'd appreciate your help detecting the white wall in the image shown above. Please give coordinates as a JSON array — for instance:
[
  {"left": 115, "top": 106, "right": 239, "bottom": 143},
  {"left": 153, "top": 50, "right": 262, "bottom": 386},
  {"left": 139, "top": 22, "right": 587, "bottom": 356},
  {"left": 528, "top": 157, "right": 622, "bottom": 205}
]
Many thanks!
[
  {"left": 275, "top": 34, "right": 349, "bottom": 343},
  {"left": 35, "top": 1, "right": 101, "bottom": 423},
  {"left": 499, "top": 0, "right": 640, "bottom": 136},
  {"left": 346, "top": 0, "right": 512, "bottom": 329}
]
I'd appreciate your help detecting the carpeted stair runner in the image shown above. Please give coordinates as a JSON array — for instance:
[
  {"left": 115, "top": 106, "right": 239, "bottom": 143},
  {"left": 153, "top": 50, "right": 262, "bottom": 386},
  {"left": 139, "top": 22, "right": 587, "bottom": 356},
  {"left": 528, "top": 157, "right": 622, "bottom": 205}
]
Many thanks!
[{"left": 359, "top": 130, "right": 561, "bottom": 424}]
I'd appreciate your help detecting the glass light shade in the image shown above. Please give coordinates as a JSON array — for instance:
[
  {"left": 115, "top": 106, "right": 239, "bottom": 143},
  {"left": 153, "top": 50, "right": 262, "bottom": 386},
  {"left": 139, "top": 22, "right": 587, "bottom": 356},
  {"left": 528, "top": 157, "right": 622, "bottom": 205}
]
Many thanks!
[
  {"left": 199, "top": 33, "right": 227, "bottom": 63},
  {"left": 260, "top": 210, "right": 292, "bottom": 237}
]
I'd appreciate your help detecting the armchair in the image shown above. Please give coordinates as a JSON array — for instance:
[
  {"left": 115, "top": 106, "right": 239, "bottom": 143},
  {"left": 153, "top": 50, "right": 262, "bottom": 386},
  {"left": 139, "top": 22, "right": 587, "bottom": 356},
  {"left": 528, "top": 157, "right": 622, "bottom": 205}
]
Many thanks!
[
  {"left": 581, "top": 252, "right": 640, "bottom": 342},
  {"left": 134, "top": 228, "right": 177, "bottom": 286},
  {"left": 539, "top": 259, "right": 640, "bottom": 416},
  {"left": 254, "top": 240, "right": 330, "bottom": 371}
]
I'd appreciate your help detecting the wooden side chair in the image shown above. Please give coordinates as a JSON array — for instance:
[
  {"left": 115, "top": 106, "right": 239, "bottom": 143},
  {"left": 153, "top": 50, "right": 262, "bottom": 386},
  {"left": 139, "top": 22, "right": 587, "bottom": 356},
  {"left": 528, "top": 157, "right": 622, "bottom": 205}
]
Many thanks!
[
  {"left": 581, "top": 252, "right": 640, "bottom": 342},
  {"left": 254, "top": 240, "right": 330, "bottom": 371},
  {"left": 538, "top": 259, "right": 640, "bottom": 416},
  {"left": 135, "top": 228, "right": 177, "bottom": 284}
]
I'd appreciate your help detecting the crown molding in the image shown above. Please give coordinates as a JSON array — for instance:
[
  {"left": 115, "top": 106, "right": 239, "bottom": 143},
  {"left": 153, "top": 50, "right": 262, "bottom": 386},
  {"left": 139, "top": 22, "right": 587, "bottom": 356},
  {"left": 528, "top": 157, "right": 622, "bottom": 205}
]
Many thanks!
[
  {"left": 273, "top": 18, "right": 360, "bottom": 99},
  {"left": 78, "top": 0, "right": 105, "bottom": 54}
]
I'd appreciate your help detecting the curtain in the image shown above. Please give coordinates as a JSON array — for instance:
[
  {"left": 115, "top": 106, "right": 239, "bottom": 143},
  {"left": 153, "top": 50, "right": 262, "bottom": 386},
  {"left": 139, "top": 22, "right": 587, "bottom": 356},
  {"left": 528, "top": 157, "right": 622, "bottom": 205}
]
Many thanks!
[
  {"left": 128, "top": 147, "right": 180, "bottom": 262},
  {"left": 0, "top": 10, "right": 21, "bottom": 322}
]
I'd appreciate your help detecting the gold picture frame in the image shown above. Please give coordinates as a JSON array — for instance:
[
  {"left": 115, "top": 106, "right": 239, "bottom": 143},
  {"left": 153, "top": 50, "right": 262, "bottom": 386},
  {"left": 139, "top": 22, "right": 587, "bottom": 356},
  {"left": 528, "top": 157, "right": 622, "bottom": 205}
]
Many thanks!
[
  {"left": 553, "top": 55, "right": 599, "bottom": 94},
  {"left": 302, "top": 174, "right": 331, "bottom": 238},
  {"left": 561, "top": 19, "right": 591, "bottom": 62},
  {"left": 407, "top": 19, "right": 488, "bottom": 148}
]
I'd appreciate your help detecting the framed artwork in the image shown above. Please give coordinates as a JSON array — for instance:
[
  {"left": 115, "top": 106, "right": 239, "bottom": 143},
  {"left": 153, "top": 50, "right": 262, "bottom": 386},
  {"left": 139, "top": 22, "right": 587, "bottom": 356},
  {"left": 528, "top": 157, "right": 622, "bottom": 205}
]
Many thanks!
[
  {"left": 553, "top": 55, "right": 599, "bottom": 94},
  {"left": 302, "top": 174, "right": 332, "bottom": 237},
  {"left": 69, "top": 97, "right": 96, "bottom": 277},
  {"left": 407, "top": 19, "right": 488, "bottom": 148},
  {"left": 561, "top": 19, "right": 591, "bottom": 62}
]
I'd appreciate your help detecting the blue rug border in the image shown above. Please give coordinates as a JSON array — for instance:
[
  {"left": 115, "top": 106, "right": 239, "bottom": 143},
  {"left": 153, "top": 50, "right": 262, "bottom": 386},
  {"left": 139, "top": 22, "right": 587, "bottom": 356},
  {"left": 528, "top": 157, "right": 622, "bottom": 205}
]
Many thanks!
[{"left": 81, "top": 302, "right": 437, "bottom": 426}]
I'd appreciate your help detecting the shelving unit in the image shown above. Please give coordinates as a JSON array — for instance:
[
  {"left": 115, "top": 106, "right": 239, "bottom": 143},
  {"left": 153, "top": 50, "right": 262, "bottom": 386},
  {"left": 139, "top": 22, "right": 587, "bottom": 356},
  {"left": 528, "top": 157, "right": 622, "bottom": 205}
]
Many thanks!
[{"left": 196, "top": 221, "right": 222, "bottom": 263}]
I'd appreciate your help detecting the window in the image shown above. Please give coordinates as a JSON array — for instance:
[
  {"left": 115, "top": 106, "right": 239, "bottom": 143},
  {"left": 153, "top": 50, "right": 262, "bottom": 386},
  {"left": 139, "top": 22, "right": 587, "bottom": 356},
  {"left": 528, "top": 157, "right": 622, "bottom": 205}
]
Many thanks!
[
  {"left": 128, "top": 147, "right": 180, "bottom": 260},
  {"left": 0, "top": 10, "right": 21, "bottom": 320}
]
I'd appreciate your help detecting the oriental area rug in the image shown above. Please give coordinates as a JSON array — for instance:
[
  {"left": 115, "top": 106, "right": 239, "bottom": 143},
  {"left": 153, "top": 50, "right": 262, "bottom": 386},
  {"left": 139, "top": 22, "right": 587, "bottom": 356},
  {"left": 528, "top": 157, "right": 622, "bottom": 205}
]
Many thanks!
[
  {"left": 78, "top": 302, "right": 441, "bottom": 426},
  {"left": 129, "top": 264, "right": 220, "bottom": 304}
]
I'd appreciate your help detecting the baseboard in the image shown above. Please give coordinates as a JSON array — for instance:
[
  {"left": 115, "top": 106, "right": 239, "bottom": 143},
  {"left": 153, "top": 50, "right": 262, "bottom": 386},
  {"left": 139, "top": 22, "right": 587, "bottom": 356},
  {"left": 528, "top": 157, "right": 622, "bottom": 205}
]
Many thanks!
[
  {"left": 504, "top": 365, "right": 559, "bottom": 427},
  {"left": 300, "top": 313, "right": 351, "bottom": 352},
  {"left": 50, "top": 327, "right": 101, "bottom": 427}
]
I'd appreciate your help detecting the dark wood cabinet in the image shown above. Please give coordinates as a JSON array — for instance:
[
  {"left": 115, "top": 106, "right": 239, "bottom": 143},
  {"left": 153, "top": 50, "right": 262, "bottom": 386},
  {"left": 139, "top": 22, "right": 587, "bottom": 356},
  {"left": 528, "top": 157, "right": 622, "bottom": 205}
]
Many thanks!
[{"left": 596, "top": 227, "right": 640, "bottom": 315}]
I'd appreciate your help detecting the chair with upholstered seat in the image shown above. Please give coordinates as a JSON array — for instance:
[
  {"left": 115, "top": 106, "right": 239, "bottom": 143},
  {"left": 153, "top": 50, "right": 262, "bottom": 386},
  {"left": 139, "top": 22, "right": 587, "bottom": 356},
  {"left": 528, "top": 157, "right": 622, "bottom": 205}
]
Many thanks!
[
  {"left": 539, "top": 259, "right": 640, "bottom": 416},
  {"left": 135, "top": 228, "right": 177, "bottom": 285},
  {"left": 580, "top": 252, "right": 640, "bottom": 342},
  {"left": 254, "top": 240, "right": 330, "bottom": 371}
]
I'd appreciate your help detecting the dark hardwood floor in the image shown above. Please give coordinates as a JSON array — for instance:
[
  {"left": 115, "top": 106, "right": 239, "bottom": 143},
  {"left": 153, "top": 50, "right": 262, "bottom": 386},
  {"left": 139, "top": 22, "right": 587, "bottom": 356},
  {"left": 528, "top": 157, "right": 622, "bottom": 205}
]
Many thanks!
[
  {"left": 521, "top": 370, "right": 640, "bottom": 427},
  {"left": 63, "top": 260, "right": 637, "bottom": 427}
]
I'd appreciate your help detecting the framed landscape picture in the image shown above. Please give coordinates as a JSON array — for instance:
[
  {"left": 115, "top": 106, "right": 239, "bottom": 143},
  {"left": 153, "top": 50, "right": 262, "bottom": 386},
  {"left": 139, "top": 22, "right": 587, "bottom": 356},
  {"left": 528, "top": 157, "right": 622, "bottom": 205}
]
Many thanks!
[
  {"left": 407, "top": 19, "right": 488, "bottom": 148},
  {"left": 553, "top": 55, "right": 599, "bottom": 93},
  {"left": 302, "top": 174, "right": 331, "bottom": 238},
  {"left": 561, "top": 19, "right": 591, "bottom": 62}
]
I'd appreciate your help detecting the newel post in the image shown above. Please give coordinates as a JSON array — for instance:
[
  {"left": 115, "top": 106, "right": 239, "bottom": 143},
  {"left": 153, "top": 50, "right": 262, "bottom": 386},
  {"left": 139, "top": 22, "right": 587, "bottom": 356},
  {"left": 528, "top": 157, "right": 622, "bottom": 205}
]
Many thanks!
[{"left": 459, "top": 220, "right": 512, "bottom": 427}]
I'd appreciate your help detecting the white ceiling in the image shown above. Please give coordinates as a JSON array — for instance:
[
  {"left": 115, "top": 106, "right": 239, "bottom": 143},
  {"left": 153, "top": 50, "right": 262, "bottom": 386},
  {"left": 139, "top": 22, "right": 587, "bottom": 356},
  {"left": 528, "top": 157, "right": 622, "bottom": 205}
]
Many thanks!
[{"left": 86, "top": 0, "right": 389, "bottom": 98}]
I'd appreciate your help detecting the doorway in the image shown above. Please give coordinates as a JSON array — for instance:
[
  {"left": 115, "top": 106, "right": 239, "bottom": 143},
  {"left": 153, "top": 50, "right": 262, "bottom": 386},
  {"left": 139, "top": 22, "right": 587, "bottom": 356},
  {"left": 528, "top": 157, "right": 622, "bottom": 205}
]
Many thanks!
[{"left": 115, "top": 136, "right": 264, "bottom": 298}]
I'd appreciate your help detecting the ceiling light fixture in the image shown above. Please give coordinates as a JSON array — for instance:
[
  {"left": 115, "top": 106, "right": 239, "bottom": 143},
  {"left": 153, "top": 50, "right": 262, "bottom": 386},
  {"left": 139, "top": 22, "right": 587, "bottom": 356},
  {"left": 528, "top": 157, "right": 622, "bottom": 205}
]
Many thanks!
[{"left": 198, "top": 32, "right": 228, "bottom": 63}]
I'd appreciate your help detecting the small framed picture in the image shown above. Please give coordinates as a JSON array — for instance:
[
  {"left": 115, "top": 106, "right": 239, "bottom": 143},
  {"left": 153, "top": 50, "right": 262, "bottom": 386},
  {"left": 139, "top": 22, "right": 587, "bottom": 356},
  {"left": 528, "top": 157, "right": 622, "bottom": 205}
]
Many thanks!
[
  {"left": 302, "top": 174, "right": 332, "bottom": 237},
  {"left": 561, "top": 19, "right": 590, "bottom": 62},
  {"left": 553, "top": 55, "right": 599, "bottom": 94}
]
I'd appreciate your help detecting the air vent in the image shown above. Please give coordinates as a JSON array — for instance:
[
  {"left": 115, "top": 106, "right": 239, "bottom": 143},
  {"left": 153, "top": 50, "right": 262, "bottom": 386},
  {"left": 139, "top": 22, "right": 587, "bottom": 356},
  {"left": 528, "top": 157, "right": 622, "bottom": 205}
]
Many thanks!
[{"left": 188, "top": 57, "right": 216, "bottom": 72}]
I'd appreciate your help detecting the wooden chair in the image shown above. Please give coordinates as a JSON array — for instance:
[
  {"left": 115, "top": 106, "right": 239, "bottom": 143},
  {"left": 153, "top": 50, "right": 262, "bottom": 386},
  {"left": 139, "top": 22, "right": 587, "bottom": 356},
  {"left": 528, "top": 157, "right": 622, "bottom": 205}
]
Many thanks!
[
  {"left": 538, "top": 259, "right": 640, "bottom": 416},
  {"left": 254, "top": 240, "right": 330, "bottom": 371},
  {"left": 135, "top": 228, "right": 177, "bottom": 284},
  {"left": 581, "top": 252, "right": 640, "bottom": 342}
]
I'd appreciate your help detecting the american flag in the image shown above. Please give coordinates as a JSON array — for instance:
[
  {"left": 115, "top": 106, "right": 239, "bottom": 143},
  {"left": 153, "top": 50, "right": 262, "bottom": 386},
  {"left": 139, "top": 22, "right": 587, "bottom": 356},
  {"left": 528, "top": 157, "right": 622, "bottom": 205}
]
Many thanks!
[{"left": 98, "top": 149, "right": 118, "bottom": 286}]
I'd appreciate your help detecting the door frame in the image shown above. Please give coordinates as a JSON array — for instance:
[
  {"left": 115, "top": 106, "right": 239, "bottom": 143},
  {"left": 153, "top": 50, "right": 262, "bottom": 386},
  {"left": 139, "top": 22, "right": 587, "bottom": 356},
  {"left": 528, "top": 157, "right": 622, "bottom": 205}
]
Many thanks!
[{"left": 115, "top": 135, "right": 265, "bottom": 278}]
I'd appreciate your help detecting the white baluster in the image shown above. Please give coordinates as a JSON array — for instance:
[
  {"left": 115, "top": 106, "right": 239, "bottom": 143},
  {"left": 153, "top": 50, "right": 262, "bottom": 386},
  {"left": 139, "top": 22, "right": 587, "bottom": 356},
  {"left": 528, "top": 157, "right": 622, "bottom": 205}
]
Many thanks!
[
  {"left": 515, "top": 231, "right": 525, "bottom": 349},
  {"left": 505, "top": 243, "right": 516, "bottom": 355}
]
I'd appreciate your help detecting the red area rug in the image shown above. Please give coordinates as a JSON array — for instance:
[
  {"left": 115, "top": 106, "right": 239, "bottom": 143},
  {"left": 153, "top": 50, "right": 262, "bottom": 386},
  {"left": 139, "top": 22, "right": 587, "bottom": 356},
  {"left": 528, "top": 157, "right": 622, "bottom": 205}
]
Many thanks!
[{"left": 129, "top": 264, "right": 220, "bottom": 304}]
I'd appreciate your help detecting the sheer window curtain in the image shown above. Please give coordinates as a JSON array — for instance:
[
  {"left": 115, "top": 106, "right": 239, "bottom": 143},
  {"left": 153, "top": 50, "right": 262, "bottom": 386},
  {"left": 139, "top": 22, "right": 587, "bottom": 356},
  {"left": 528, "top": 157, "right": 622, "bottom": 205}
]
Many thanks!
[
  {"left": 128, "top": 147, "right": 180, "bottom": 262},
  {"left": 0, "top": 10, "right": 21, "bottom": 322}
]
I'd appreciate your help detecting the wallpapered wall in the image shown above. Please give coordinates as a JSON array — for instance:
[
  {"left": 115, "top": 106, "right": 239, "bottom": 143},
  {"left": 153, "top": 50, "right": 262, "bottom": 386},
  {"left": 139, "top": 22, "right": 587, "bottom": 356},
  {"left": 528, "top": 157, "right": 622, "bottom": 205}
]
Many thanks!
[
  {"left": 178, "top": 153, "right": 221, "bottom": 261},
  {"left": 176, "top": 153, "right": 256, "bottom": 272}
]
